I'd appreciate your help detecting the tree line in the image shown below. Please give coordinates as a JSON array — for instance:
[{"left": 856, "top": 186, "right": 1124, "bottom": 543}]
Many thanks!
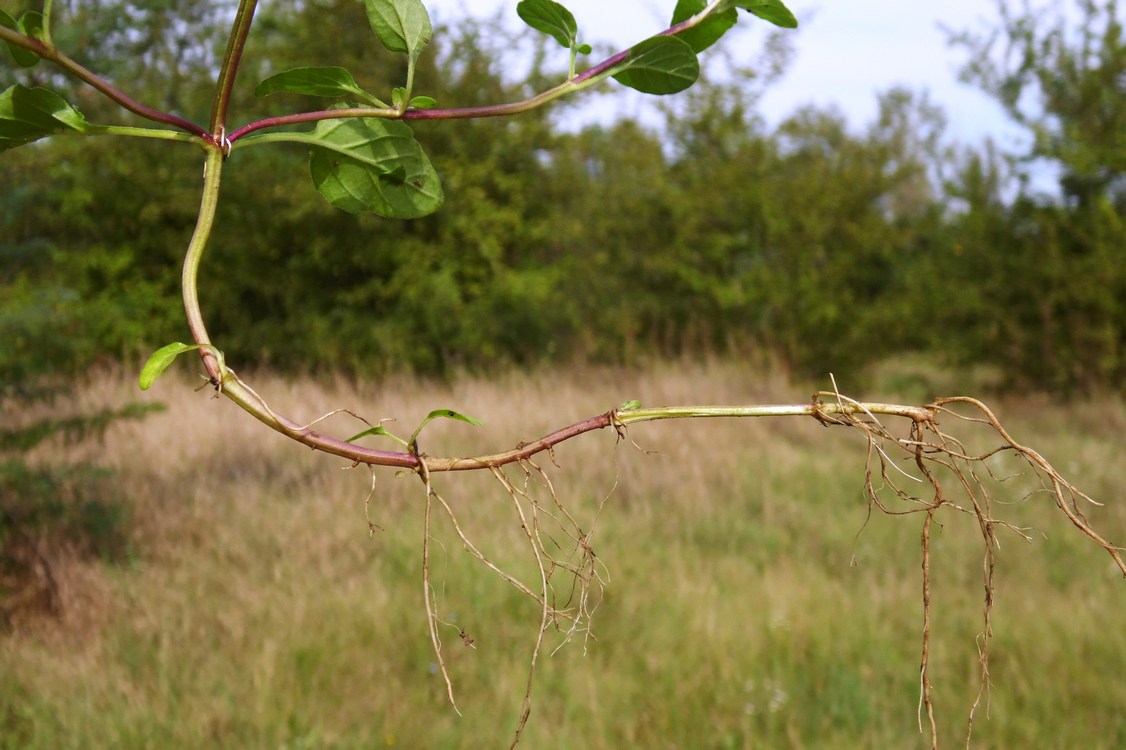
[{"left": 2, "top": 0, "right": 1124, "bottom": 394}]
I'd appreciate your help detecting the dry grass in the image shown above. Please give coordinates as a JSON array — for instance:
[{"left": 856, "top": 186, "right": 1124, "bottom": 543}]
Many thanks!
[{"left": 1, "top": 359, "right": 1123, "bottom": 748}]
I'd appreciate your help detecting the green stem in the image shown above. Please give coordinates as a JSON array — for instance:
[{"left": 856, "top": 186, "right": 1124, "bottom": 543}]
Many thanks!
[
  {"left": 234, "top": 120, "right": 397, "bottom": 150},
  {"left": 616, "top": 402, "right": 936, "bottom": 425},
  {"left": 402, "top": 54, "right": 418, "bottom": 112},
  {"left": 210, "top": 0, "right": 259, "bottom": 135},
  {"left": 181, "top": 147, "right": 225, "bottom": 382},
  {"left": 87, "top": 125, "right": 204, "bottom": 144},
  {"left": 41, "top": 0, "right": 54, "bottom": 47},
  {"left": 180, "top": 145, "right": 420, "bottom": 468}
]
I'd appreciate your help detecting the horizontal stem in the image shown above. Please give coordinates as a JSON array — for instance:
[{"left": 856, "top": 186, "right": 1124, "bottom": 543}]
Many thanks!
[
  {"left": 87, "top": 124, "right": 205, "bottom": 144},
  {"left": 617, "top": 403, "right": 936, "bottom": 425},
  {"left": 422, "top": 401, "right": 935, "bottom": 472},
  {"left": 204, "top": 381, "right": 937, "bottom": 474},
  {"left": 228, "top": 83, "right": 577, "bottom": 143},
  {"left": 225, "top": 0, "right": 729, "bottom": 142}
]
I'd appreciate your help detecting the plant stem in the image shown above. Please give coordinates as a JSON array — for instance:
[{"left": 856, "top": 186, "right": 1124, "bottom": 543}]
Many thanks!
[
  {"left": 225, "top": 0, "right": 729, "bottom": 142},
  {"left": 0, "top": 26, "right": 207, "bottom": 138},
  {"left": 228, "top": 79, "right": 583, "bottom": 142},
  {"left": 616, "top": 403, "right": 936, "bottom": 425},
  {"left": 210, "top": 0, "right": 259, "bottom": 135},
  {"left": 41, "top": 0, "right": 55, "bottom": 47},
  {"left": 181, "top": 147, "right": 225, "bottom": 380},
  {"left": 87, "top": 125, "right": 204, "bottom": 144},
  {"left": 181, "top": 146, "right": 419, "bottom": 467}
]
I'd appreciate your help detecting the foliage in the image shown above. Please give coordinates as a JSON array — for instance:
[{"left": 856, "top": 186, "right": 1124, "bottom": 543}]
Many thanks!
[
  {"left": 941, "top": 0, "right": 1126, "bottom": 391},
  {"left": 0, "top": 0, "right": 1123, "bottom": 393}
]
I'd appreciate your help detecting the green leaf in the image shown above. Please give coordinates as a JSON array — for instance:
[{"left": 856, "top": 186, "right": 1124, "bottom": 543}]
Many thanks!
[
  {"left": 575, "top": 43, "right": 592, "bottom": 55},
  {"left": 730, "top": 0, "right": 798, "bottom": 28},
  {"left": 619, "top": 400, "right": 642, "bottom": 410},
  {"left": 0, "top": 85, "right": 88, "bottom": 152},
  {"left": 427, "top": 408, "right": 485, "bottom": 427},
  {"left": 345, "top": 424, "right": 409, "bottom": 447},
  {"left": 611, "top": 36, "right": 700, "bottom": 95},
  {"left": 671, "top": 0, "right": 738, "bottom": 53},
  {"left": 139, "top": 343, "right": 226, "bottom": 390},
  {"left": 0, "top": 12, "right": 42, "bottom": 68},
  {"left": 364, "top": 0, "right": 432, "bottom": 59},
  {"left": 17, "top": 11, "right": 48, "bottom": 43},
  {"left": 408, "top": 95, "right": 436, "bottom": 109},
  {"left": 409, "top": 408, "right": 485, "bottom": 448},
  {"left": 516, "top": 0, "right": 578, "bottom": 49},
  {"left": 391, "top": 86, "right": 407, "bottom": 110},
  {"left": 255, "top": 66, "right": 381, "bottom": 104},
  {"left": 139, "top": 343, "right": 197, "bottom": 391},
  {"left": 305, "top": 115, "right": 443, "bottom": 218}
]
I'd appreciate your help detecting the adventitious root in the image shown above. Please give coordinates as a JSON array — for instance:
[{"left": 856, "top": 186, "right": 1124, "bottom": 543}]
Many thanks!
[
  {"left": 320, "top": 386, "right": 1120, "bottom": 750},
  {"left": 413, "top": 453, "right": 609, "bottom": 747},
  {"left": 813, "top": 389, "right": 1123, "bottom": 749}
]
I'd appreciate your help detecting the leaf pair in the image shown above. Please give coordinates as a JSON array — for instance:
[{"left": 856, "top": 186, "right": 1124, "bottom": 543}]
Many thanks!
[
  {"left": 346, "top": 409, "right": 484, "bottom": 450},
  {"left": 252, "top": 0, "right": 441, "bottom": 220},
  {"left": 517, "top": 0, "right": 796, "bottom": 96}
]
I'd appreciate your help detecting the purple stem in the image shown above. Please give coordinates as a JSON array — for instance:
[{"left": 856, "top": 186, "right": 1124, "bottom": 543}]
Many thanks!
[
  {"left": 0, "top": 28, "right": 208, "bottom": 139},
  {"left": 228, "top": 12, "right": 703, "bottom": 143}
]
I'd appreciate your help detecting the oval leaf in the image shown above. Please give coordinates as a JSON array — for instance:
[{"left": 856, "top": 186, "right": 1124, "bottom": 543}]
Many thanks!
[
  {"left": 306, "top": 115, "right": 443, "bottom": 218},
  {"left": 611, "top": 36, "right": 700, "bottom": 96},
  {"left": 139, "top": 342, "right": 198, "bottom": 391},
  {"left": 364, "top": 0, "right": 432, "bottom": 58},
  {"left": 671, "top": 0, "right": 738, "bottom": 53},
  {"left": 733, "top": 0, "right": 798, "bottom": 28},
  {"left": 0, "top": 85, "right": 88, "bottom": 151},
  {"left": 516, "top": 0, "right": 577, "bottom": 49},
  {"left": 256, "top": 66, "right": 379, "bottom": 104}
]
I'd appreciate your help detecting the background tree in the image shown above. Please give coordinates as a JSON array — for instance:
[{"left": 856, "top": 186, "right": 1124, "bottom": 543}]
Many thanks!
[{"left": 940, "top": 0, "right": 1126, "bottom": 391}]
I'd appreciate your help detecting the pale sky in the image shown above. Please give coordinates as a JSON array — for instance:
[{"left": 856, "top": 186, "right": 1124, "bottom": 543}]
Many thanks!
[{"left": 422, "top": 0, "right": 1028, "bottom": 149}]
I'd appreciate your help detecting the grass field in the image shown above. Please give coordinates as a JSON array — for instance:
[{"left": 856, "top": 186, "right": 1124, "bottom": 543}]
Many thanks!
[{"left": 2, "top": 360, "right": 1124, "bottom": 748}]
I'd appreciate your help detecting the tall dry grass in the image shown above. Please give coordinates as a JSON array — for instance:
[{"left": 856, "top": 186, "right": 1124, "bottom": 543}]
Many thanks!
[{"left": 2, "top": 359, "right": 1123, "bottom": 748}]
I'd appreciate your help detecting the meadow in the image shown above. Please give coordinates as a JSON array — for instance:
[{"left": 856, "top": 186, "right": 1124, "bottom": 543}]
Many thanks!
[{"left": 2, "top": 359, "right": 1123, "bottom": 749}]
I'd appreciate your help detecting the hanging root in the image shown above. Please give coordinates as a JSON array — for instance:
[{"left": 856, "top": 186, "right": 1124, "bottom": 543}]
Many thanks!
[
  {"left": 412, "top": 452, "right": 609, "bottom": 747},
  {"left": 417, "top": 459, "right": 461, "bottom": 716},
  {"left": 389, "top": 387, "right": 1121, "bottom": 749},
  {"left": 812, "top": 389, "right": 1123, "bottom": 749}
]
